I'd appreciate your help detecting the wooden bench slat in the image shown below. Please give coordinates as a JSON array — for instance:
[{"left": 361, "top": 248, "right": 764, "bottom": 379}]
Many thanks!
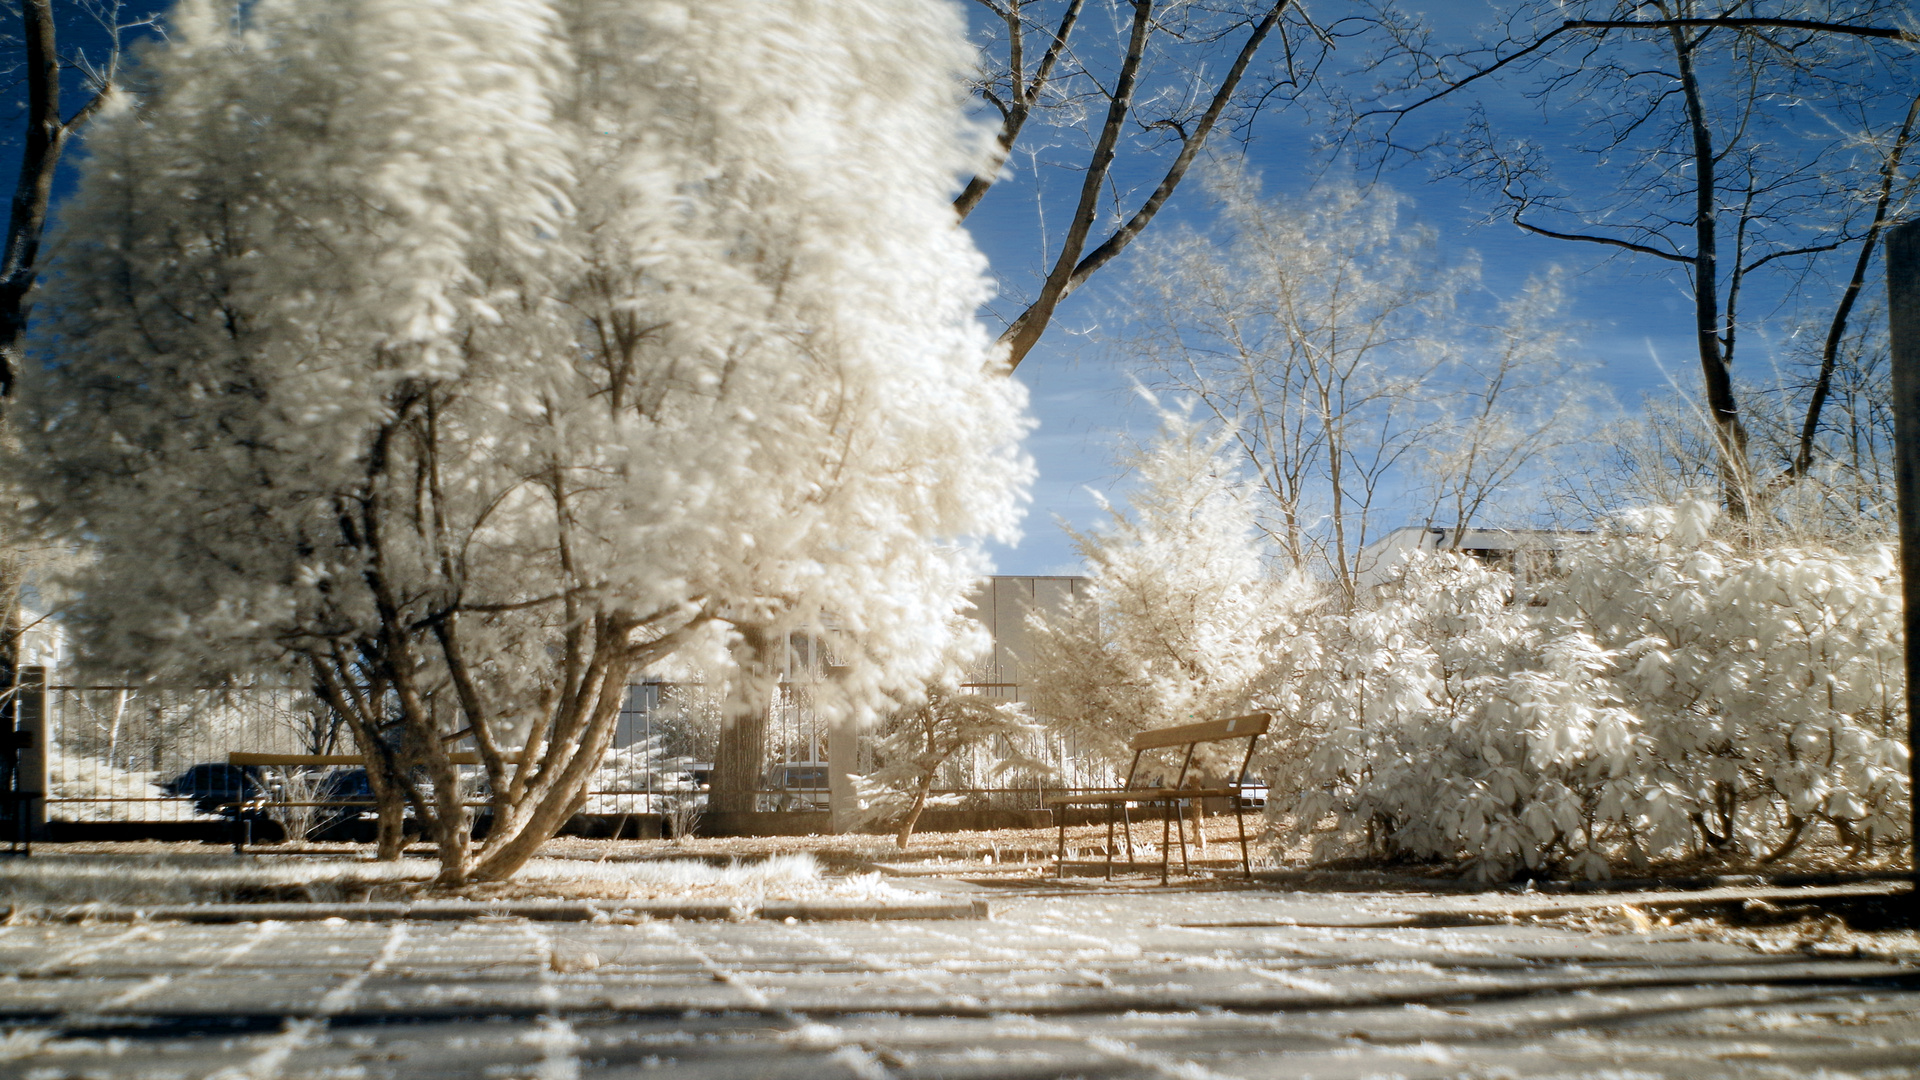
[
  {"left": 1048, "top": 788, "right": 1242, "bottom": 805},
  {"left": 1127, "top": 712, "right": 1270, "bottom": 751}
]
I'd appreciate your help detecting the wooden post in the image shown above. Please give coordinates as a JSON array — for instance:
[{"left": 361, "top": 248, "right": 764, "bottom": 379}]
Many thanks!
[
  {"left": 827, "top": 718, "right": 859, "bottom": 833},
  {"left": 14, "top": 666, "right": 45, "bottom": 840},
  {"left": 1886, "top": 219, "right": 1920, "bottom": 907}
]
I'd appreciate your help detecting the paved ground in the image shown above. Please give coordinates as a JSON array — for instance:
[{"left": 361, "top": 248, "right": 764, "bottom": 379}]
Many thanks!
[{"left": 1, "top": 882, "right": 1917, "bottom": 1079}]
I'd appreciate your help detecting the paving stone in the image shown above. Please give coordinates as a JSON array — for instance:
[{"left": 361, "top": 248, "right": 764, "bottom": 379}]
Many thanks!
[{"left": 0, "top": 886, "right": 1914, "bottom": 1077}]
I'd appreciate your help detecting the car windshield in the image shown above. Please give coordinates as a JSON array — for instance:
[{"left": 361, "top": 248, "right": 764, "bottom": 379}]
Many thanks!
[{"left": 782, "top": 767, "right": 825, "bottom": 788}]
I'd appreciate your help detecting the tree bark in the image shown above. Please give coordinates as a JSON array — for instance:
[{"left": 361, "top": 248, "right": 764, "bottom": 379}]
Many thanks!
[
  {"left": 895, "top": 772, "right": 935, "bottom": 849},
  {"left": 998, "top": 1, "right": 1291, "bottom": 371},
  {"left": 1883, "top": 218, "right": 1920, "bottom": 919},
  {"left": 1668, "top": 20, "right": 1749, "bottom": 519},
  {"left": 1, "top": 0, "right": 115, "bottom": 398},
  {"left": 711, "top": 697, "right": 771, "bottom": 815},
  {"left": 707, "top": 624, "right": 783, "bottom": 815}
]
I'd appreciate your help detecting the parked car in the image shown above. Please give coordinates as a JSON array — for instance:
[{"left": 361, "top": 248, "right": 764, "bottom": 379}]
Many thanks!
[
  {"left": 308, "top": 767, "right": 378, "bottom": 832},
  {"left": 686, "top": 762, "right": 714, "bottom": 793},
  {"left": 762, "top": 761, "right": 830, "bottom": 811},
  {"left": 1233, "top": 773, "right": 1269, "bottom": 811},
  {"left": 162, "top": 763, "right": 283, "bottom": 816}
]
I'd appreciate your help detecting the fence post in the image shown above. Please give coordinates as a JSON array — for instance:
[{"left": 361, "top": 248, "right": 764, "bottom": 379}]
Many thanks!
[
  {"left": 827, "top": 719, "right": 859, "bottom": 834},
  {"left": 14, "top": 666, "right": 46, "bottom": 841},
  {"left": 1886, "top": 219, "right": 1920, "bottom": 913}
]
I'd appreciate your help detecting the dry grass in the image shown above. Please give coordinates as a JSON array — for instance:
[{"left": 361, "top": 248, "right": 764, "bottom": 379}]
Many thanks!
[
  {"left": 0, "top": 848, "right": 917, "bottom": 908},
  {"left": 15, "top": 816, "right": 1902, "bottom": 906}
]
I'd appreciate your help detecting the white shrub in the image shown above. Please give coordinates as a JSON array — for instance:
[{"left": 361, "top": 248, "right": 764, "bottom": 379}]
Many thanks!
[{"left": 1275, "top": 501, "right": 1908, "bottom": 880}]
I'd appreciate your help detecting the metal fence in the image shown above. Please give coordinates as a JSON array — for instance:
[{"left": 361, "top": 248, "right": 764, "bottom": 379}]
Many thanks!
[
  {"left": 25, "top": 675, "right": 1122, "bottom": 828},
  {"left": 43, "top": 683, "right": 326, "bottom": 823}
]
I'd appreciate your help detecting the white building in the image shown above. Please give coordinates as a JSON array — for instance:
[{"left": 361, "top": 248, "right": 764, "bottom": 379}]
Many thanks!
[
  {"left": 960, "top": 575, "right": 1090, "bottom": 704},
  {"left": 1355, "top": 526, "right": 1584, "bottom": 591}
]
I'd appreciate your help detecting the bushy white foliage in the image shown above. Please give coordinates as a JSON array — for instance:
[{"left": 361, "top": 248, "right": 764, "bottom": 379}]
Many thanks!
[
  {"left": 1025, "top": 407, "right": 1310, "bottom": 761},
  {"left": 1277, "top": 501, "right": 1908, "bottom": 880},
  {"left": 45, "top": 745, "right": 185, "bottom": 822},
  {"left": 583, "top": 737, "right": 700, "bottom": 815},
  {"left": 854, "top": 686, "right": 1050, "bottom": 847},
  {"left": 19, "top": 0, "right": 1029, "bottom": 881}
]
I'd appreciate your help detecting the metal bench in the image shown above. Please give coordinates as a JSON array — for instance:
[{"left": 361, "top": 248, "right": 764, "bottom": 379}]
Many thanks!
[{"left": 1047, "top": 712, "right": 1271, "bottom": 883}]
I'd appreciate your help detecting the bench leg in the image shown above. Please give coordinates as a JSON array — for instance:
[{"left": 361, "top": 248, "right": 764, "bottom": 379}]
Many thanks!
[
  {"left": 1167, "top": 799, "right": 1182, "bottom": 876},
  {"left": 1159, "top": 798, "right": 1173, "bottom": 885},
  {"left": 1122, "top": 803, "right": 1136, "bottom": 875},
  {"left": 1235, "top": 799, "right": 1252, "bottom": 879},
  {"left": 1104, "top": 803, "right": 1117, "bottom": 880},
  {"left": 1056, "top": 807, "right": 1067, "bottom": 880}
]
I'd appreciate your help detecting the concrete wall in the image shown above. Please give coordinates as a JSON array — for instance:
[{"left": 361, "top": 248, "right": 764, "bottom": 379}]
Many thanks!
[{"left": 960, "top": 576, "right": 1089, "bottom": 703}]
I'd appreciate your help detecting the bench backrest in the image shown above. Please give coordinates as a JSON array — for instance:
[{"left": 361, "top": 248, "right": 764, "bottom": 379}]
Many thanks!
[
  {"left": 1119, "top": 712, "right": 1271, "bottom": 794},
  {"left": 1128, "top": 712, "right": 1271, "bottom": 753}
]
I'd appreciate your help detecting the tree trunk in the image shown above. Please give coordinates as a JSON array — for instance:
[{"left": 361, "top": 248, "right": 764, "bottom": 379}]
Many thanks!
[
  {"left": 708, "top": 625, "right": 783, "bottom": 815},
  {"left": 1792, "top": 92, "right": 1920, "bottom": 479},
  {"left": 1670, "top": 22, "right": 1750, "bottom": 518},
  {"left": 711, "top": 698, "right": 770, "bottom": 814},
  {"left": 0, "top": 560, "right": 19, "bottom": 836},
  {"left": 419, "top": 724, "right": 470, "bottom": 886},
  {"left": 466, "top": 631, "right": 636, "bottom": 883},
  {"left": 895, "top": 773, "right": 936, "bottom": 850}
]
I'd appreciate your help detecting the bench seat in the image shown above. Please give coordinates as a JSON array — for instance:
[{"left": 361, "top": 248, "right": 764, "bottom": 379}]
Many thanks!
[{"left": 1049, "top": 787, "right": 1241, "bottom": 805}]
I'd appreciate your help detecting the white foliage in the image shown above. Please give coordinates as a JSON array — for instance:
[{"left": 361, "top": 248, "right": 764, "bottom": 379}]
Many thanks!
[
  {"left": 44, "top": 745, "right": 185, "bottom": 822},
  {"left": 1024, "top": 406, "right": 1311, "bottom": 761},
  {"left": 854, "top": 688, "right": 1050, "bottom": 829},
  {"left": 18, "top": 0, "right": 1030, "bottom": 878},
  {"left": 582, "top": 737, "right": 699, "bottom": 815},
  {"left": 1278, "top": 501, "right": 1908, "bottom": 880}
]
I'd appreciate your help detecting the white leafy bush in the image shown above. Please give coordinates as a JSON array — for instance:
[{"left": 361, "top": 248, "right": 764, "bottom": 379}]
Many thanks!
[
  {"left": 1275, "top": 501, "right": 1908, "bottom": 880},
  {"left": 584, "top": 738, "right": 701, "bottom": 816},
  {"left": 45, "top": 746, "right": 188, "bottom": 822}
]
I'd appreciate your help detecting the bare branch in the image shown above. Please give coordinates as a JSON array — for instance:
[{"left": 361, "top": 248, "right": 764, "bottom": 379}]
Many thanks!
[
  {"left": 1790, "top": 91, "right": 1920, "bottom": 478},
  {"left": 954, "top": 0, "right": 1086, "bottom": 220},
  {"left": 1063, "top": 1, "right": 1291, "bottom": 295},
  {"left": 1510, "top": 214, "right": 1691, "bottom": 262},
  {"left": 1001, "top": 0, "right": 1292, "bottom": 370},
  {"left": 1563, "top": 17, "right": 1916, "bottom": 43}
]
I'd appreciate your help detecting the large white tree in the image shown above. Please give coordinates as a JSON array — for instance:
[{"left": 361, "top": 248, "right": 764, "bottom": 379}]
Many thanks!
[{"left": 16, "top": 0, "right": 1031, "bottom": 883}]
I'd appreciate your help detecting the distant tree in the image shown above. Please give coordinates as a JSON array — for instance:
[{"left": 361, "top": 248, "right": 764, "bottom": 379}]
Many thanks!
[
  {"left": 1128, "top": 170, "right": 1586, "bottom": 600},
  {"left": 1024, "top": 405, "right": 1305, "bottom": 760},
  {"left": 1416, "top": 268, "right": 1592, "bottom": 544},
  {"left": 17, "top": 0, "right": 1030, "bottom": 883},
  {"left": 1351, "top": 0, "right": 1920, "bottom": 519},
  {"left": 856, "top": 685, "right": 1050, "bottom": 849}
]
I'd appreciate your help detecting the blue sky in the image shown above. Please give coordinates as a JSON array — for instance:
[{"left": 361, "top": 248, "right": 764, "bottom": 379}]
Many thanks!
[
  {"left": 958, "top": 2, "right": 1914, "bottom": 575},
  {"left": 5, "top": 1, "right": 1898, "bottom": 578},
  {"left": 971, "top": 202, "right": 1705, "bottom": 576},
  {"left": 959, "top": 51, "right": 1703, "bottom": 575}
]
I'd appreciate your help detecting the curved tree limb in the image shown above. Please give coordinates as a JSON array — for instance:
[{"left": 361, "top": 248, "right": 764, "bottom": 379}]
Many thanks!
[
  {"left": 1791, "top": 91, "right": 1920, "bottom": 479},
  {"left": 955, "top": 0, "right": 1087, "bottom": 221},
  {"left": 1001, "top": 0, "right": 1292, "bottom": 371}
]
